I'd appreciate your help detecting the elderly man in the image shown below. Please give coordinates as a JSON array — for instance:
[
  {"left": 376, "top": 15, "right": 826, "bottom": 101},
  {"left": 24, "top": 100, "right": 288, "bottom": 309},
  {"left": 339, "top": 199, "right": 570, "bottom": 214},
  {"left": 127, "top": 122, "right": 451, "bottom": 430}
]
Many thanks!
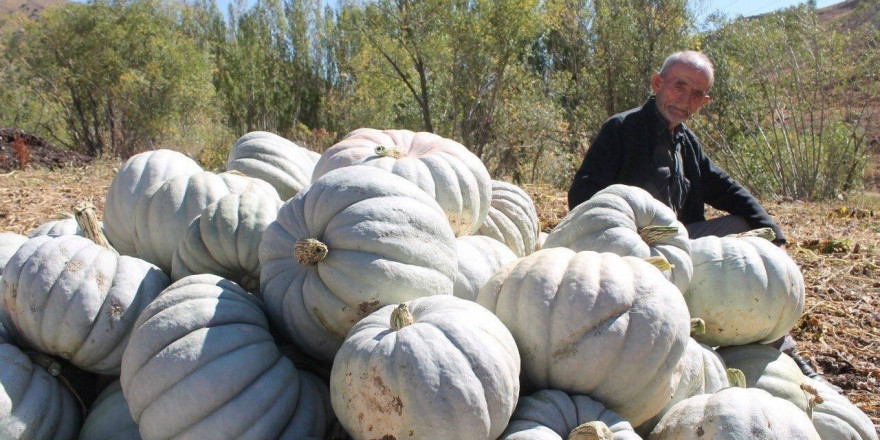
[
  {"left": 567, "top": 50, "right": 786, "bottom": 244},
  {"left": 567, "top": 50, "right": 843, "bottom": 388}
]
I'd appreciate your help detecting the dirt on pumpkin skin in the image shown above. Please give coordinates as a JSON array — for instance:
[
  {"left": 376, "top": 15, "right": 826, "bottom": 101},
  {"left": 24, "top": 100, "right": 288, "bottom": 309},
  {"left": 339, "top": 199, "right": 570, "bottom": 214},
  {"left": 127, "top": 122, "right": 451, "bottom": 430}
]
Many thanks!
[{"left": 2, "top": 158, "right": 879, "bottom": 430}]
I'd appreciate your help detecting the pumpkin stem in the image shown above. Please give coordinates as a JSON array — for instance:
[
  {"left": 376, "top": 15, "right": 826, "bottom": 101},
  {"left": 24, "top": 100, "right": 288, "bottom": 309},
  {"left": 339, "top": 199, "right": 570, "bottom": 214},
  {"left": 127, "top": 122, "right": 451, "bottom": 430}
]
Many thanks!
[
  {"left": 727, "top": 368, "right": 747, "bottom": 388},
  {"left": 374, "top": 145, "right": 406, "bottom": 159},
  {"left": 294, "top": 238, "right": 328, "bottom": 265},
  {"left": 26, "top": 351, "right": 88, "bottom": 417},
  {"left": 644, "top": 256, "right": 675, "bottom": 272},
  {"left": 390, "top": 303, "right": 414, "bottom": 331},
  {"left": 568, "top": 421, "right": 614, "bottom": 440},
  {"left": 223, "top": 169, "right": 247, "bottom": 177},
  {"left": 638, "top": 225, "right": 679, "bottom": 244},
  {"left": 74, "top": 202, "right": 116, "bottom": 253},
  {"left": 690, "top": 318, "right": 706, "bottom": 336},
  {"left": 727, "top": 227, "right": 777, "bottom": 242}
]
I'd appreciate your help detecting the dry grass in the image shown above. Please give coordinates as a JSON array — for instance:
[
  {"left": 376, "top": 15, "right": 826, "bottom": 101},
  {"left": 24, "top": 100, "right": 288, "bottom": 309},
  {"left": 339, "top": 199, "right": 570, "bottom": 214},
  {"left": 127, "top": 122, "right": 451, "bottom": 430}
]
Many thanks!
[
  {"left": 2, "top": 161, "right": 878, "bottom": 430},
  {"left": 0, "top": 158, "right": 119, "bottom": 235}
]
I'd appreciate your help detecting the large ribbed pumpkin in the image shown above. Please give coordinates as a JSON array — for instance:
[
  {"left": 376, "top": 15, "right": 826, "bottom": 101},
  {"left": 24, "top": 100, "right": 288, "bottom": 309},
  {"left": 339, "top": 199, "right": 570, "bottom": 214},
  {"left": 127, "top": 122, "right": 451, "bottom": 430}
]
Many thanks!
[
  {"left": 312, "top": 128, "right": 491, "bottom": 236},
  {"left": 686, "top": 235, "right": 805, "bottom": 346},
  {"left": 29, "top": 217, "right": 83, "bottom": 238},
  {"left": 649, "top": 387, "right": 820, "bottom": 439},
  {"left": 453, "top": 235, "right": 516, "bottom": 301},
  {"left": 805, "top": 377, "right": 878, "bottom": 440},
  {"left": 78, "top": 380, "right": 141, "bottom": 440},
  {"left": 637, "top": 338, "right": 729, "bottom": 435},
  {"left": 717, "top": 343, "right": 809, "bottom": 412},
  {"left": 543, "top": 184, "right": 692, "bottom": 292},
  {"left": 104, "top": 149, "right": 202, "bottom": 255},
  {"left": 133, "top": 171, "right": 278, "bottom": 273},
  {"left": 476, "top": 180, "right": 540, "bottom": 257},
  {"left": 499, "top": 390, "right": 641, "bottom": 440},
  {"left": 227, "top": 131, "right": 321, "bottom": 200},
  {"left": 2, "top": 235, "right": 169, "bottom": 374},
  {"left": 120, "top": 274, "right": 334, "bottom": 440},
  {"left": 259, "top": 167, "right": 457, "bottom": 361},
  {"left": 330, "top": 295, "right": 520, "bottom": 440},
  {"left": 476, "top": 247, "right": 690, "bottom": 426},
  {"left": 0, "top": 340, "right": 81, "bottom": 439},
  {"left": 0, "top": 232, "right": 26, "bottom": 342},
  {"left": 171, "top": 191, "right": 283, "bottom": 292}
]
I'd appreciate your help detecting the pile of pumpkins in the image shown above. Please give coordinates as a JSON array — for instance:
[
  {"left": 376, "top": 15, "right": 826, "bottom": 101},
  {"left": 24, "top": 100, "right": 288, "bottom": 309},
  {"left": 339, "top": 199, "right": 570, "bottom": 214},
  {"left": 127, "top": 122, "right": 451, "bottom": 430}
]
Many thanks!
[{"left": 0, "top": 128, "right": 876, "bottom": 440}]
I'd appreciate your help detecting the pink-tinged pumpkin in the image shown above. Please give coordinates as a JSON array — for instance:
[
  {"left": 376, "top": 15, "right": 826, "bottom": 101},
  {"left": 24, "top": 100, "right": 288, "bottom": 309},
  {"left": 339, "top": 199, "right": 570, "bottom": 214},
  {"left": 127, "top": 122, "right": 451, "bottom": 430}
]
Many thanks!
[
  {"left": 330, "top": 295, "right": 520, "bottom": 440},
  {"left": 120, "top": 274, "right": 335, "bottom": 440},
  {"left": 477, "top": 248, "right": 690, "bottom": 426},
  {"left": 104, "top": 149, "right": 202, "bottom": 255},
  {"left": 227, "top": 131, "right": 321, "bottom": 200},
  {"left": 544, "top": 184, "right": 692, "bottom": 292},
  {"left": 312, "top": 128, "right": 491, "bottom": 236},
  {"left": 0, "top": 340, "right": 81, "bottom": 439},
  {"left": 260, "top": 167, "right": 457, "bottom": 361},
  {"left": 2, "top": 235, "right": 169, "bottom": 374}
]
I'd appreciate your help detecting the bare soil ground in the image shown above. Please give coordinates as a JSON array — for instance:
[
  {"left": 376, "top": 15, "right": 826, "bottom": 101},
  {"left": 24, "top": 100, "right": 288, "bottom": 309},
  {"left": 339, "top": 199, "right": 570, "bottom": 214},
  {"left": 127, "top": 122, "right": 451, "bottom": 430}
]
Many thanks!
[{"left": 2, "top": 158, "right": 879, "bottom": 432}]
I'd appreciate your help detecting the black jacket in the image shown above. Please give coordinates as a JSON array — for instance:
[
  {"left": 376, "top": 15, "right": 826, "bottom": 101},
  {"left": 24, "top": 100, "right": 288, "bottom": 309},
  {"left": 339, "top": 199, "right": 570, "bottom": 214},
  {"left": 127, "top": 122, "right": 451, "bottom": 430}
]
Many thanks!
[{"left": 568, "top": 97, "right": 786, "bottom": 243}]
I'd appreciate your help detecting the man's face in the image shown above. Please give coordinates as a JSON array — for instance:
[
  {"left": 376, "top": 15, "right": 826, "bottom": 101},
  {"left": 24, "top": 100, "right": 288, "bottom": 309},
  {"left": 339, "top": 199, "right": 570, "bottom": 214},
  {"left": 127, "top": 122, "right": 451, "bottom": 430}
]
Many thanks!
[{"left": 651, "top": 63, "right": 712, "bottom": 130}]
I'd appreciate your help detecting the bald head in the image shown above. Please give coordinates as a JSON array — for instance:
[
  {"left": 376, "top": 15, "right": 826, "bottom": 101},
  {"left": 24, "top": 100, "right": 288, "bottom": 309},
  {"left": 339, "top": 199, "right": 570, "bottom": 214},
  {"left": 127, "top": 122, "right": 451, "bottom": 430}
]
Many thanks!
[{"left": 660, "top": 51, "right": 714, "bottom": 90}]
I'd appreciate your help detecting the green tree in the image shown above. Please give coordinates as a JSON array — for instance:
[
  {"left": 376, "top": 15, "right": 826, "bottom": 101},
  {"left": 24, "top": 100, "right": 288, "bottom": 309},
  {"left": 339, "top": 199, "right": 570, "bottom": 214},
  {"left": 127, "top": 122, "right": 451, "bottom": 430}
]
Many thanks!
[{"left": 9, "top": 0, "right": 216, "bottom": 157}]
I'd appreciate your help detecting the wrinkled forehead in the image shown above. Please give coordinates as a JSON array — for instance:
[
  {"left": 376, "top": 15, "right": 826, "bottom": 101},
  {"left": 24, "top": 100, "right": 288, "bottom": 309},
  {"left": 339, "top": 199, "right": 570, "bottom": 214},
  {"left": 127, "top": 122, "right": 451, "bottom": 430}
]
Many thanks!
[{"left": 663, "top": 63, "right": 712, "bottom": 92}]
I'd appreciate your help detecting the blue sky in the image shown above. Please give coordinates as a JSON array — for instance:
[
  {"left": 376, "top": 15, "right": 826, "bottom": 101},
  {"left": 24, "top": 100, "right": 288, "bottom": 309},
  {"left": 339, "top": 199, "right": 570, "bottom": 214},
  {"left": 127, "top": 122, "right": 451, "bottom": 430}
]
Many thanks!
[
  {"left": 693, "top": 0, "right": 843, "bottom": 23},
  {"left": 209, "top": 0, "right": 844, "bottom": 28}
]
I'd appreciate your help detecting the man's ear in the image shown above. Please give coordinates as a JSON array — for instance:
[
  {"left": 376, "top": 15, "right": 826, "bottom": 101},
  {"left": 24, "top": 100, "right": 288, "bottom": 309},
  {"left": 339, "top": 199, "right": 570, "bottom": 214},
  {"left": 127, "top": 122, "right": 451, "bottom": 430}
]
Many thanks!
[
  {"left": 650, "top": 73, "right": 663, "bottom": 94},
  {"left": 700, "top": 94, "right": 711, "bottom": 107}
]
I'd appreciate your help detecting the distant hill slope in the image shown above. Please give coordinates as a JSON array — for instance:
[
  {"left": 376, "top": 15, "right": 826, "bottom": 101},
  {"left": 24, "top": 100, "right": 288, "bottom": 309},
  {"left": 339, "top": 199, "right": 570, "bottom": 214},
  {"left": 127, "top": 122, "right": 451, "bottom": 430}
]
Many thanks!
[
  {"left": 817, "top": 0, "right": 880, "bottom": 29},
  {"left": 0, "top": 0, "right": 64, "bottom": 19}
]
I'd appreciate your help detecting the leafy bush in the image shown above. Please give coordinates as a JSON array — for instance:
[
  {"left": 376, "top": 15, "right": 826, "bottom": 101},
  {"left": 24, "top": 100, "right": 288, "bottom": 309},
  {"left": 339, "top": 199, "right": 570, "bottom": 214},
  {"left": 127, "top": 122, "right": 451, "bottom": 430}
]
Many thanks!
[{"left": 695, "top": 5, "right": 877, "bottom": 200}]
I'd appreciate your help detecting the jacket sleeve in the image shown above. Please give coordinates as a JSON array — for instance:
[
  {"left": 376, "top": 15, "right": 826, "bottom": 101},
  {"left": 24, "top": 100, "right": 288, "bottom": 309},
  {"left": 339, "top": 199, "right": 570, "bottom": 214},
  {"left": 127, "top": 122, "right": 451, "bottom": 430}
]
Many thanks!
[
  {"left": 567, "top": 118, "right": 623, "bottom": 210},
  {"left": 694, "top": 137, "right": 787, "bottom": 243}
]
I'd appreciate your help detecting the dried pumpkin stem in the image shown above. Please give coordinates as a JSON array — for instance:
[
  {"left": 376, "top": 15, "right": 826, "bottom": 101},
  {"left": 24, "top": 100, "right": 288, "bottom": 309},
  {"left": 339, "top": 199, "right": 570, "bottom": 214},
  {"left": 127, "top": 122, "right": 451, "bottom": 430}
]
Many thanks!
[
  {"left": 690, "top": 318, "right": 706, "bottom": 337},
  {"left": 390, "top": 303, "right": 414, "bottom": 331},
  {"left": 568, "top": 421, "right": 614, "bottom": 440},
  {"left": 638, "top": 225, "right": 679, "bottom": 244},
  {"left": 374, "top": 145, "right": 406, "bottom": 159},
  {"left": 727, "top": 227, "right": 777, "bottom": 242},
  {"left": 74, "top": 202, "right": 116, "bottom": 253},
  {"left": 294, "top": 238, "right": 328, "bottom": 265},
  {"left": 727, "top": 368, "right": 747, "bottom": 388},
  {"left": 644, "top": 256, "right": 675, "bottom": 272}
]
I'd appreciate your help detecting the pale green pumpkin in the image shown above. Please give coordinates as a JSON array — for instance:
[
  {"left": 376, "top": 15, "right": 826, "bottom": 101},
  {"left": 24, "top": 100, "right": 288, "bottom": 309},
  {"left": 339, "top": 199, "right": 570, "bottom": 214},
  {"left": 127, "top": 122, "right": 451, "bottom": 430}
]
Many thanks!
[
  {"left": 331, "top": 296, "right": 520, "bottom": 440},
  {"left": 476, "top": 180, "right": 540, "bottom": 257},
  {"left": 120, "top": 274, "right": 335, "bottom": 440},
  {"left": 104, "top": 149, "right": 202, "bottom": 255},
  {"left": 500, "top": 390, "right": 641, "bottom": 440},
  {"left": 227, "top": 131, "right": 321, "bottom": 200}
]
